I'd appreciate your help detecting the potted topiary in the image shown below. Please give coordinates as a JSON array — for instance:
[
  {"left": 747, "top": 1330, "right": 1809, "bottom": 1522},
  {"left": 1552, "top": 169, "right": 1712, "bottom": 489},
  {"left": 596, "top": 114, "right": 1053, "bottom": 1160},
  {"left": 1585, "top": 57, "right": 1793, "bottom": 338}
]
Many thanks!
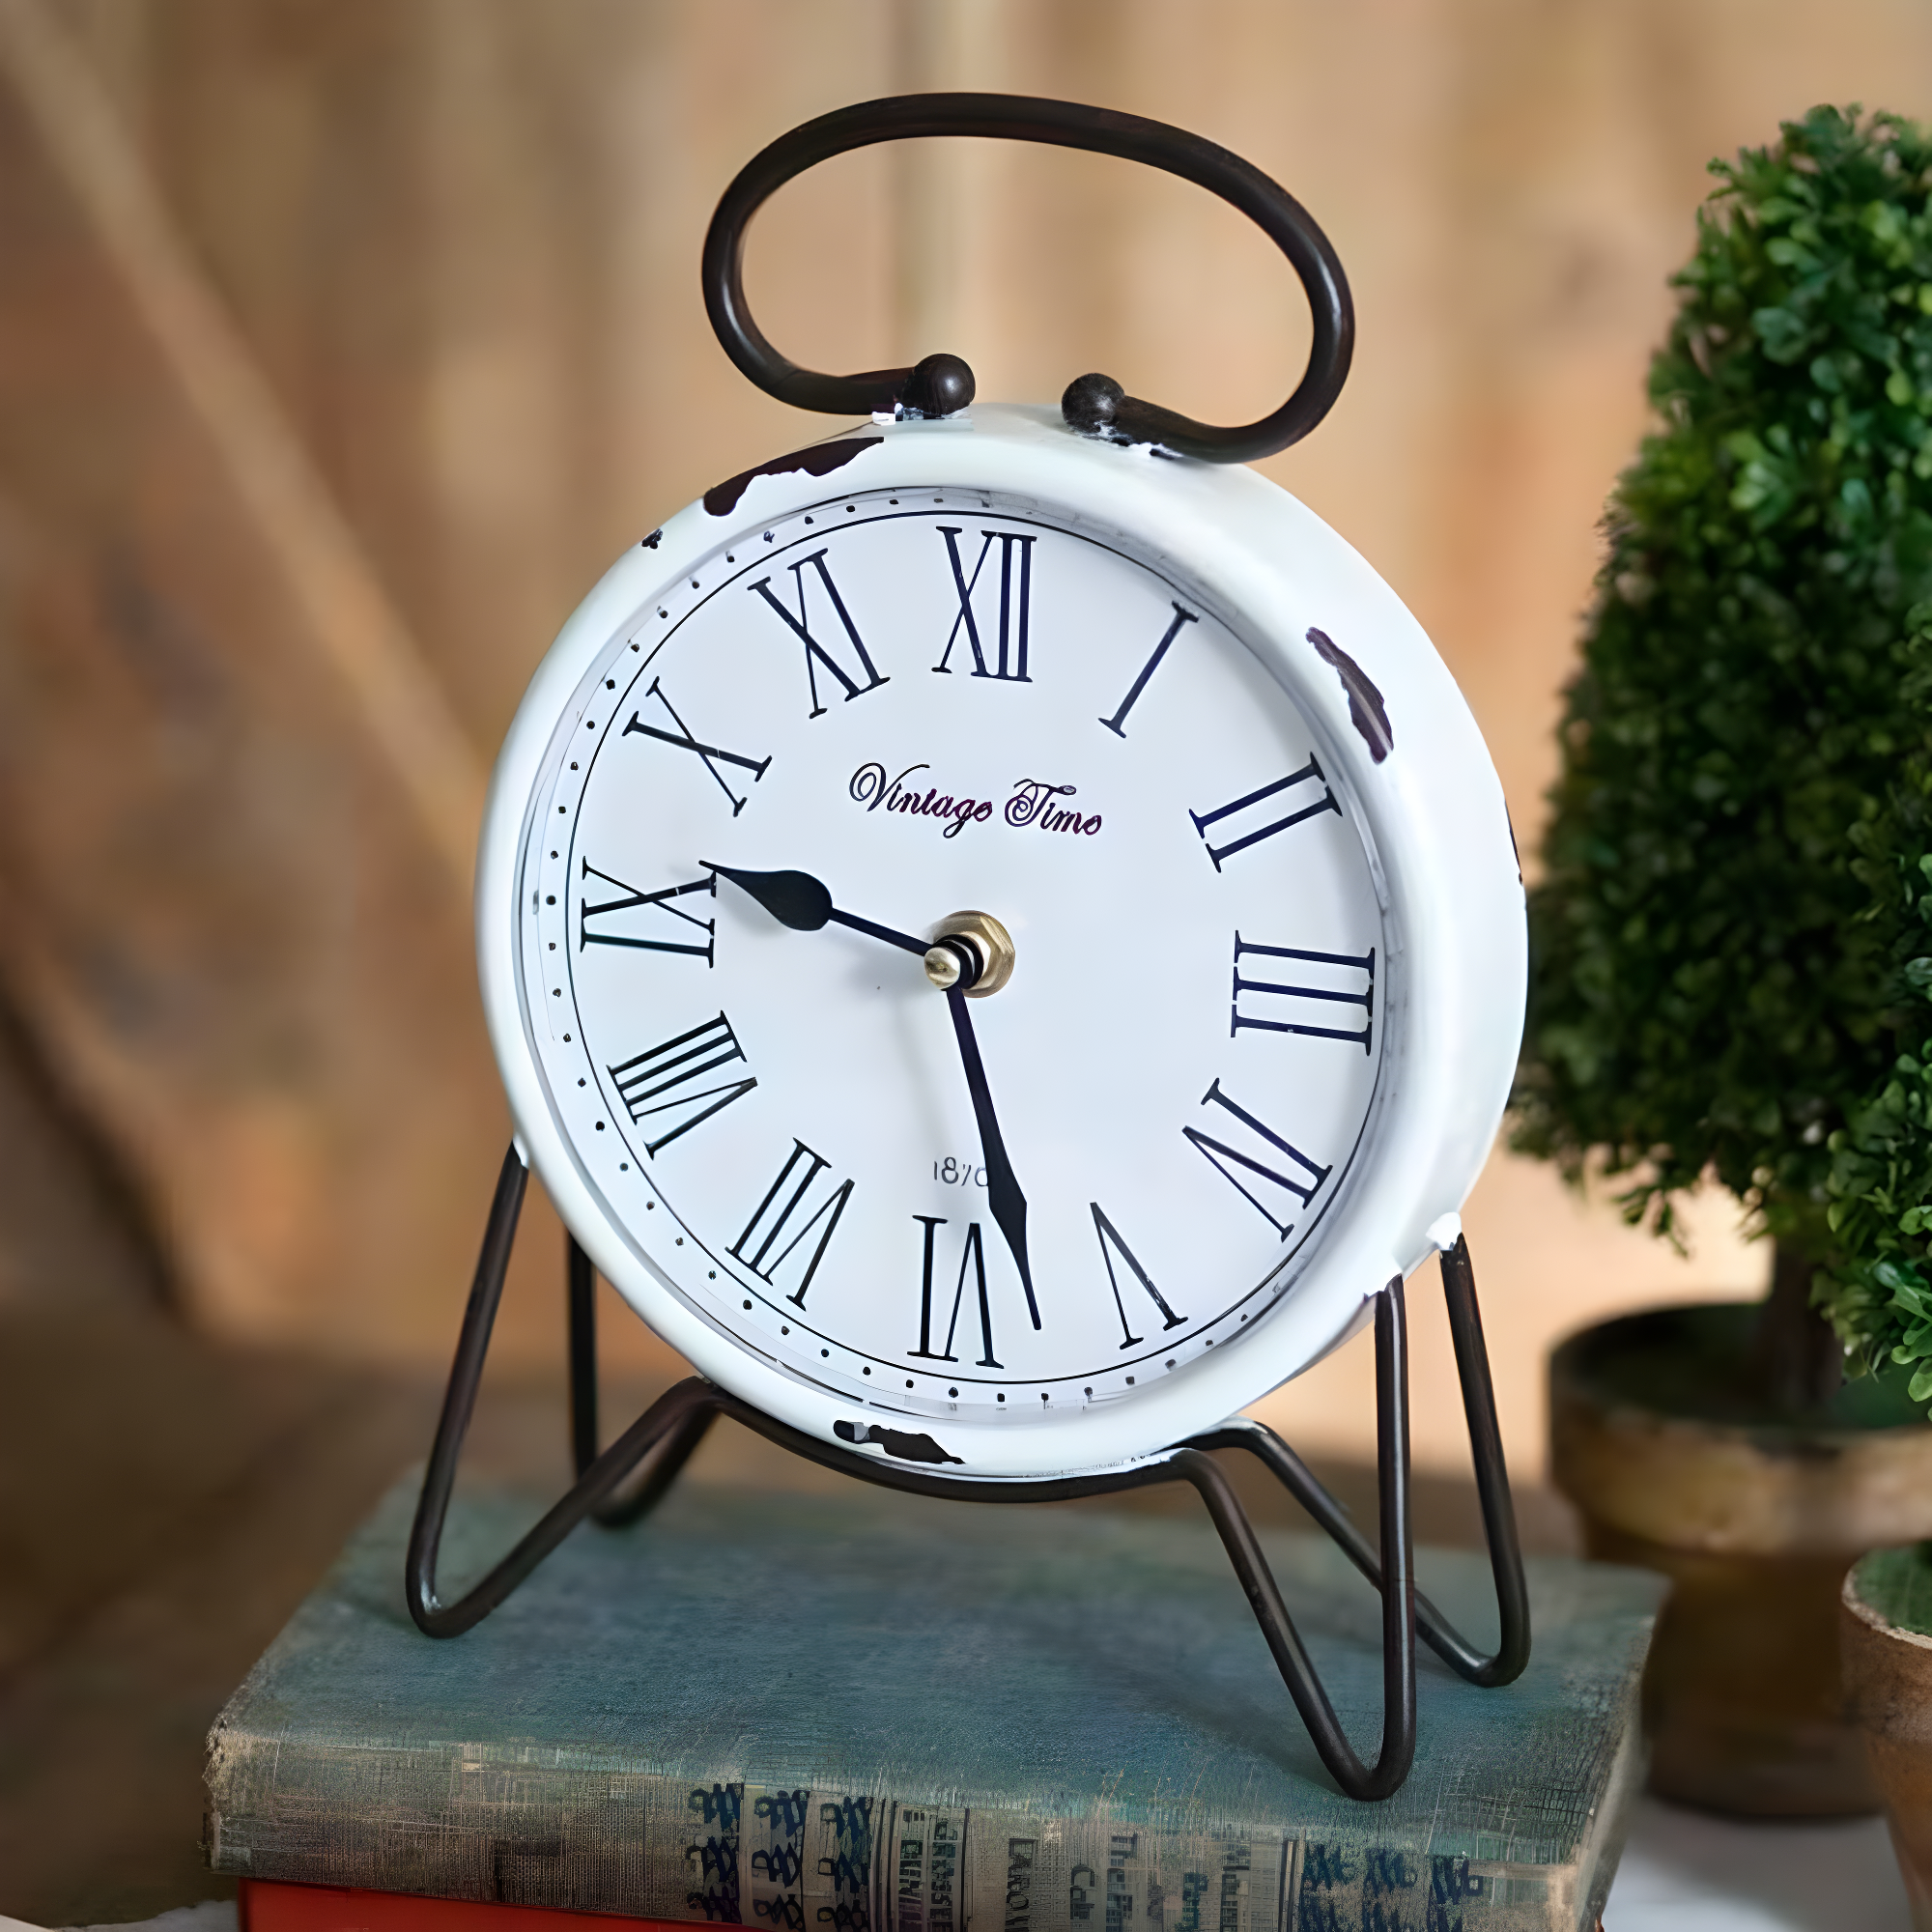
[
  {"left": 1842, "top": 1542, "right": 1932, "bottom": 1925},
  {"left": 1518, "top": 103, "right": 1932, "bottom": 1817},
  {"left": 1831, "top": 757, "right": 1932, "bottom": 1904}
]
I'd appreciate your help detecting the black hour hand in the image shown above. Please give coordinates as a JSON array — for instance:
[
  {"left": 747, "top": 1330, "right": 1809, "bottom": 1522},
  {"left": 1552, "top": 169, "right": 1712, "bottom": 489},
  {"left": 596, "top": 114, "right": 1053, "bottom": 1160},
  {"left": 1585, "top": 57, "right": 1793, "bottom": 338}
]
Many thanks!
[
  {"left": 705, "top": 861, "right": 928, "bottom": 957},
  {"left": 702, "top": 861, "right": 832, "bottom": 930}
]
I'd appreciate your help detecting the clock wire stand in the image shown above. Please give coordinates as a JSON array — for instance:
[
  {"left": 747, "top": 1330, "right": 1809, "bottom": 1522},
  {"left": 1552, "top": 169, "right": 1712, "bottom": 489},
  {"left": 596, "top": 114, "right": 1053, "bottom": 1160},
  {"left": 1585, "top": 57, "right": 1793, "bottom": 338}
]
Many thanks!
[{"left": 408, "top": 1147, "right": 1532, "bottom": 1804}]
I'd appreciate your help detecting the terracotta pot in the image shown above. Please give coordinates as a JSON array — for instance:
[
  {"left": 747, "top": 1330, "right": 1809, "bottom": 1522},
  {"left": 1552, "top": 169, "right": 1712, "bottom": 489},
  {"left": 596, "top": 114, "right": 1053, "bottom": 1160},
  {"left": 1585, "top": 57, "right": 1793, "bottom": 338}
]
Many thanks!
[
  {"left": 1550, "top": 1304, "right": 1932, "bottom": 1817},
  {"left": 1843, "top": 1548, "right": 1932, "bottom": 1928}
]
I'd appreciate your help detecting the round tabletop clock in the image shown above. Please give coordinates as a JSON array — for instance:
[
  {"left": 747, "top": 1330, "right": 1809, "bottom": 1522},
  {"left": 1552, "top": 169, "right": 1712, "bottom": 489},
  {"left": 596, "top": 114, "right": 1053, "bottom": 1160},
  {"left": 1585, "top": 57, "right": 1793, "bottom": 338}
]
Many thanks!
[{"left": 412, "top": 95, "right": 1529, "bottom": 1801}]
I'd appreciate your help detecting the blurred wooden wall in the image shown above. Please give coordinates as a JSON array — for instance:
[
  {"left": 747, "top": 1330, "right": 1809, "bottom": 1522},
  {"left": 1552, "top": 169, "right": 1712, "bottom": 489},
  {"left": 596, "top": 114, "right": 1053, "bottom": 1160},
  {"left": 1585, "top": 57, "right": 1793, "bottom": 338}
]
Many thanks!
[{"left": 2, "top": 0, "right": 1930, "bottom": 1472}]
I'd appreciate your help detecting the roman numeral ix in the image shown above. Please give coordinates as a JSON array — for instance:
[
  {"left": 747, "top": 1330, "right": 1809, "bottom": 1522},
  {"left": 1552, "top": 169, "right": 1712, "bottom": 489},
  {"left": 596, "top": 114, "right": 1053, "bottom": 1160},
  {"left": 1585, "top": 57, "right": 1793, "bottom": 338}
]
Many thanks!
[
  {"left": 1189, "top": 756, "right": 1340, "bottom": 870},
  {"left": 622, "top": 678, "right": 771, "bottom": 815},
  {"left": 1183, "top": 1080, "right": 1332, "bottom": 1239},
  {"left": 748, "top": 550, "right": 889, "bottom": 718},
  {"left": 579, "top": 861, "right": 717, "bottom": 963},
  {"left": 730, "top": 1141, "right": 854, "bottom": 1308},
  {"left": 1232, "top": 933, "right": 1376, "bottom": 1052},
  {"left": 1091, "top": 1204, "right": 1184, "bottom": 1349},
  {"left": 933, "top": 526, "right": 1036, "bottom": 681},
  {"left": 909, "top": 1215, "right": 1001, "bottom": 1368},
  {"left": 608, "top": 1013, "right": 756, "bottom": 1155}
]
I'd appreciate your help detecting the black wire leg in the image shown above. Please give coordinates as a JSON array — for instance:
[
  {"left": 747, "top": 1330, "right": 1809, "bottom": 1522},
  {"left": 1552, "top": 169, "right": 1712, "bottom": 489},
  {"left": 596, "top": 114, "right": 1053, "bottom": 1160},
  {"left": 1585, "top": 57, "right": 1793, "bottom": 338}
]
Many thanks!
[
  {"left": 1193, "top": 1235, "right": 1530, "bottom": 1688},
  {"left": 409, "top": 1147, "right": 1524, "bottom": 1802},
  {"left": 581, "top": 1267, "right": 1422, "bottom": 1802},
  {"left": 567, "top": 1231, "right": 711, "bottom": 1526},
  {"left": 1176, "top": 1275, "right": 1416, "bottom": 1798},
  {"left": 406, "top": 1146, "right": 715, "bottom": 1638},
  {"left": 1440, "top": 1233, "right": 1533, "bottom": 1683}
]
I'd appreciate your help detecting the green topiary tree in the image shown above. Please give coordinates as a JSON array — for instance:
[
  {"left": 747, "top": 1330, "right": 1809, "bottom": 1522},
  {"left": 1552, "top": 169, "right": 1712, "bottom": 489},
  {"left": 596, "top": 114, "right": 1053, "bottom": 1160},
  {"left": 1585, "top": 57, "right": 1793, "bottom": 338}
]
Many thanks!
[
  {"left": 1819, "top": 756, "right": 1932, "bottom": 1405},
  {"left": 1514, "top": 104, "right": 1932, "bottom": 1410}
]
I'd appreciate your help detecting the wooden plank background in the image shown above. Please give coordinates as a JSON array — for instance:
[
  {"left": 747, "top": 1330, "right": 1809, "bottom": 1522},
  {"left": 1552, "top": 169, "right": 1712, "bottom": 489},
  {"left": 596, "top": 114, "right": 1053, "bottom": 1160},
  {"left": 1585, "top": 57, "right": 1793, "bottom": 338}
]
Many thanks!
[{"left": 2, "top": 0, "right": 1929, "bottom": 1474}]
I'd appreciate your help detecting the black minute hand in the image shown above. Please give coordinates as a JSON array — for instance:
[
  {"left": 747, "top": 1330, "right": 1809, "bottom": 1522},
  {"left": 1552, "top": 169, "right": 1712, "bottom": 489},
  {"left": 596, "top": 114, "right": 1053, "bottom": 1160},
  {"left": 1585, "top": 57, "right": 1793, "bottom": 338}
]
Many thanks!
[{"left": 946, "top": 986, "right": 1039, "bottom": 1330}]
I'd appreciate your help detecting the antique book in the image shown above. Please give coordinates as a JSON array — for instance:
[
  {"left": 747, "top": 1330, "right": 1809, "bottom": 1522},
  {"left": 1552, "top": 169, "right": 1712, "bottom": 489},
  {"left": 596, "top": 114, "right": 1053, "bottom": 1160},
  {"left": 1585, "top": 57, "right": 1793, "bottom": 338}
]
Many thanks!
[{"left": 206, "top": 1477, "right": 1661, "bottom": 1932}]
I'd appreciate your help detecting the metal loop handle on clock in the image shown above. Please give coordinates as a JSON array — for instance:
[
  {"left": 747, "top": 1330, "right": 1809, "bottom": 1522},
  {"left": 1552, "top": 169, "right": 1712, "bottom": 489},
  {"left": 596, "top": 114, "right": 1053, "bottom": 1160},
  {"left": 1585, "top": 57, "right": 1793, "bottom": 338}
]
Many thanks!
[
  {"left": 702, "top": 94, "right": 1354, "bottom": 464},
  {"left": 407, "top": 1147, "right": 1528, "bottom": 1803}
]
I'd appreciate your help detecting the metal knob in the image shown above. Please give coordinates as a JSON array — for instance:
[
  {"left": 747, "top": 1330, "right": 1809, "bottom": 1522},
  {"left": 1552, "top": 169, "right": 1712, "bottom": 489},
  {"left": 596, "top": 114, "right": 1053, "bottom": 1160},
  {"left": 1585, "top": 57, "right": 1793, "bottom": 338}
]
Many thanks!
[{"left": 923, "top": 911, "right": 1015, "bottom": 998}]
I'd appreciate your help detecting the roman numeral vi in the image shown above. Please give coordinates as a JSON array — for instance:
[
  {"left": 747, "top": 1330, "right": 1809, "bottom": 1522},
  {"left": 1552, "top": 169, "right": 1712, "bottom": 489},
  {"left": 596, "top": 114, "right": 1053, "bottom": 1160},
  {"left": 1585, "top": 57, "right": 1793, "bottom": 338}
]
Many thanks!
[{"left": 909, "top": 1215, "right": 1001, "bottom": 1368}]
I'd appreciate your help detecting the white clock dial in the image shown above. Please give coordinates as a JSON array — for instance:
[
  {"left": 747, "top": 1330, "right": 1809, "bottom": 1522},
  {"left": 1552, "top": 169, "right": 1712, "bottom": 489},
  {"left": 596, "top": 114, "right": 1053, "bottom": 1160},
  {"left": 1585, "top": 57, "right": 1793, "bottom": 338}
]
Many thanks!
[{"left": 516, "top": 484, "right": 1390, "bottom": 1426}]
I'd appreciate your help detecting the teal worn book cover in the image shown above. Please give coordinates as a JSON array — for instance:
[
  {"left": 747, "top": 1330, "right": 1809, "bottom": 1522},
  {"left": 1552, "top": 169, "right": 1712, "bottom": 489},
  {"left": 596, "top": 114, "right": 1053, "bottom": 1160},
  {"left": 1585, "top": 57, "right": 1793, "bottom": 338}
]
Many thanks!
[{"left": 205, "top": 1479, "right": 1661, "bottom": 1932}]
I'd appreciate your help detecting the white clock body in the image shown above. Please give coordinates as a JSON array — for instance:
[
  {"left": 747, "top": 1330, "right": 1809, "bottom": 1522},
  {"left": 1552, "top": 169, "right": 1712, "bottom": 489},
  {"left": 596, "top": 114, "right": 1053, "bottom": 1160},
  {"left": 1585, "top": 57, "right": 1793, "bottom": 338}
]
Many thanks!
[{"left": 477, "top": 405, "right": 1523, "bottom": 1480}]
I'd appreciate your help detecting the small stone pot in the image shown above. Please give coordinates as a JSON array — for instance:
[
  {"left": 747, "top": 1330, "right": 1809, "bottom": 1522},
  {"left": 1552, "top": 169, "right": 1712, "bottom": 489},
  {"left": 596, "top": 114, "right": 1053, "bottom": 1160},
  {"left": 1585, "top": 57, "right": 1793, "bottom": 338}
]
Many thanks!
[
  {"left": 1843, "top": 1548, "right": 1932, "bottom": 1928},
  {"left": 1550, "top": 1304, "right": 1932, "bottom": 1817}
]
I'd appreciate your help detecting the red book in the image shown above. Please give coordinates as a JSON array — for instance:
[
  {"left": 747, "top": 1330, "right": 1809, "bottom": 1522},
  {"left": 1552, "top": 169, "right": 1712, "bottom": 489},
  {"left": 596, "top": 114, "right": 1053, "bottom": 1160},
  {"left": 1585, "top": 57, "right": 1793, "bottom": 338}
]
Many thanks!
[{"left": 240, "top": 1879, "right": 681, "bottom": 1931}]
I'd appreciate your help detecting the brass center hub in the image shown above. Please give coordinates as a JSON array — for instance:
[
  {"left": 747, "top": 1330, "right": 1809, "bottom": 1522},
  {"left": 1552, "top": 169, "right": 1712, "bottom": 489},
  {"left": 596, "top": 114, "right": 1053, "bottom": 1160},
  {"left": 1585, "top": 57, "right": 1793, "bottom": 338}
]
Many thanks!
[{"left": 923, "top": 910, "right": 1016, "bottom": 998}]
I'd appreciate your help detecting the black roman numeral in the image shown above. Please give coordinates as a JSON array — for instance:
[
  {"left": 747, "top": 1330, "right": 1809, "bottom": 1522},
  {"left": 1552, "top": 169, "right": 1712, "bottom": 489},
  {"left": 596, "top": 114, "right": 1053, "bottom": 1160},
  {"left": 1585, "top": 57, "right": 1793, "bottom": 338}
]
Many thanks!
[
  {"left": 933, "top": 526, "right": 1035, "bottom": 681},
  {"left": 622, "top": 678, "right": 771, "bottom": 815},
  {"left": 1183, "top": 1079, "right": 1332, "bottom": 1239},
  {"left": 1232, "top": 933, "right": 1376, "bottom": 1052},
  {"left": 729, "top": 1141, "right": 854, "bottom": 1308},
  {"left": 909, "top": 1215, "right": 1001, "bottom": 1368},
  {"left": 1098, "top": 603, "right": 1198, "bottom": 737},
  {"left": 579, "top": 861, "right": 716, "bottom": 963},
  {"left": 608, "top": 1013, "right": 756, "bottom": 1155},
  {"left": 1189, "top": 757, "right": 1340, "bottom": 870},
  {"left": 1091, "top": 1204, "right": 1184, "bottom": 1348},
  {"left": 748, "top": 550, "right": 889, "bottom": 718}
]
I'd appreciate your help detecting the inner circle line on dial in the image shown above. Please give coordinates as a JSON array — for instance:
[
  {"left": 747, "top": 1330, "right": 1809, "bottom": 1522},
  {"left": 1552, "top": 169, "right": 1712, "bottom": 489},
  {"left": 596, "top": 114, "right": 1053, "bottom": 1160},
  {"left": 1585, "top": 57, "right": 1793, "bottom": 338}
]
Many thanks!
[{"left": 539, "top": 487, "right": 1389, "bottom": 1403}]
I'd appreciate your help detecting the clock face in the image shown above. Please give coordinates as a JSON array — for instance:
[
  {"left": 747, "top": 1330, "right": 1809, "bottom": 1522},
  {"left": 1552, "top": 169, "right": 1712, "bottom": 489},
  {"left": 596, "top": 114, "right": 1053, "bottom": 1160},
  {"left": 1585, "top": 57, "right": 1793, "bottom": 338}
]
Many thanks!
[{"left": 515, "top": 482, "right": 1391, "bottom": 1429}]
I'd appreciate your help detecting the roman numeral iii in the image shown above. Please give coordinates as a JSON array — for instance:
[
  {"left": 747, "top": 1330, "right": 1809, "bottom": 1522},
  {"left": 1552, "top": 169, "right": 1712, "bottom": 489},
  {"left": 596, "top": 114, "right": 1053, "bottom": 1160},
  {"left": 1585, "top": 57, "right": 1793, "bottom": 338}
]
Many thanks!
[
  {"left": 909, "top": 1215, "right": 1001, "bottom": 1368},
  {"left": 748, "top": 550, "right": 889, "bottom": 718},
  {"left": 1232, "top": 933, "right": 1376, "bottom": 1052},
  {"left": 1091, "top": 1204, "right": 1184, "bottom": 1348},
  {"left": 608, "top": 1013, "right": 756, "bottom": 1154},
  {"left": 933, "top": 526, "right": 1036, "bottom": 681},
  {"left": 579, "top": 861, "right": 716, "bottom": 963},
  {"left": 1183, "top": 1079, "right": 1332, "bottom": 1239},
  {"left": 730, "top": 1141, "right": 854, "bottom": 1307},
  {"left": 622, "top": 678, "right": 771, "bottom": 816},
  {"left": 1189, "top": 756, "right": 1340, "bottom": 870}
]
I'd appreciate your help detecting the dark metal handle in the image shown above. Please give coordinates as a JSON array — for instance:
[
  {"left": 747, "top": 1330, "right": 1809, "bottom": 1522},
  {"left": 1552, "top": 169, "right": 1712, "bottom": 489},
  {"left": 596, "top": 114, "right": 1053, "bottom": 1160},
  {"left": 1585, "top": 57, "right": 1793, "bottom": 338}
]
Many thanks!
[{"left": 702, "top": 93, "right": 1353, "bottom": 464}]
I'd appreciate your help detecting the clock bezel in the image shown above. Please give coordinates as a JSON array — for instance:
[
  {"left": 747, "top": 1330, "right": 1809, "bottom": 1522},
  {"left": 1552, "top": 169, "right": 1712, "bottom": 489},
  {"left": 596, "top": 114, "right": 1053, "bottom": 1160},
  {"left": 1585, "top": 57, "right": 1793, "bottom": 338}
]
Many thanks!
[{"left": 478, "top": 405, "right": 1524, "bottom": 1480}]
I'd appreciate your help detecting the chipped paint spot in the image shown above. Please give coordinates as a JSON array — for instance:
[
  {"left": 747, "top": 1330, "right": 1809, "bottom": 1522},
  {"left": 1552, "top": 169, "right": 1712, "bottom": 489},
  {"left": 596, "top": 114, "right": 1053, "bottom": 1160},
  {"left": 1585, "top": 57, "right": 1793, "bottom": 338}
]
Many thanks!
[
  {"left": 833, "top": 1418, "right": 964, "bottom": 1464},
  {"left": 640, "top": 528, "right": 663, "bottom": 550},
  {"left": 1308, "top": 626, "right": 1392, "bottom": 764},
  {"left": 703, "top": 438, "right": 881, "bottom": 517}
]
